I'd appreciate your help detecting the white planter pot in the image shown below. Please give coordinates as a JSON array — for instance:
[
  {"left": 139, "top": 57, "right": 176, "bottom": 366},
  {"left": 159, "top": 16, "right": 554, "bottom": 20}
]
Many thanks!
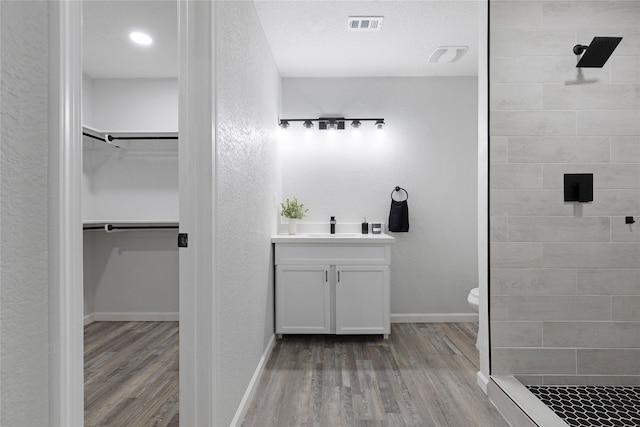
[{"left": 288, "top": 218, "right": 298, "bottom": 235}]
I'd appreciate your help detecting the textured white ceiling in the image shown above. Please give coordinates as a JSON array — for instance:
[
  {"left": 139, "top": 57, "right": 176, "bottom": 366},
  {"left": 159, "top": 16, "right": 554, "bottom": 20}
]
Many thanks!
[
  {"left": 83, "top": 0, "right": 178, "bottom": 78},
  {"left": 83, "top": 0, "right": 479, "bottom": 79},
  {"left": 255, "top": 1, "right": 480, "bottom": 77}
]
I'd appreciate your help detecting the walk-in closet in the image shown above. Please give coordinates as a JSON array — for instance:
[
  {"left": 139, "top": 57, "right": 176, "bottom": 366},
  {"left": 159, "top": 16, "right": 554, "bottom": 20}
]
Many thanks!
[{"left": 81, "top": 1, "right": 179, "bottom": 424}]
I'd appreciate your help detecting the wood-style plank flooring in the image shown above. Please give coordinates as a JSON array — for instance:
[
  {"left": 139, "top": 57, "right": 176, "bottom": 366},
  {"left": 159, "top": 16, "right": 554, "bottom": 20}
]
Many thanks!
[
  {"left": 84, "top": 321, "right": 179, "bottom": 427},
  {"left": 242, "top": 323, "right": 508, "bottom": 427}
]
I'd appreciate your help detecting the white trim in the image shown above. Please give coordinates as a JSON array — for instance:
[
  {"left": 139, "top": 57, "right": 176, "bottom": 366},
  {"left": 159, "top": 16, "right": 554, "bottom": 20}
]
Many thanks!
[
  {"left": 84, "top": 313, "right": 96, "bottom": 326},
  {"left": 229, "top": 335, "right": 276, "bottom": 427},
  {"left": 490, "top": 376, "right": 568, "bottom": 427},
  {"left": 91, "top": 312, "right": 179, "bottom": 322},
  {"left": 179, "top": 1, "right": 216, "bottom": 425},
  {"left": 48, "top": 1, "right": 84, "bottom": 425},
  {"left": 391, "top": 313, "right": 479, "bottom": 323},
  {"left": 477, "top": 0, "right": 490, "bottom": 393},
  {"left": 477, "top": 370, "right": 490, "bottom": 394}
]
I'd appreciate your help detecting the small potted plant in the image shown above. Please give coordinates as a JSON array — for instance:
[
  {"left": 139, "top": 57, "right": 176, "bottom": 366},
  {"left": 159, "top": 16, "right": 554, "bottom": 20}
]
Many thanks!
[{"left": 280, "top": 197, "right": 308, "bottom": 235}]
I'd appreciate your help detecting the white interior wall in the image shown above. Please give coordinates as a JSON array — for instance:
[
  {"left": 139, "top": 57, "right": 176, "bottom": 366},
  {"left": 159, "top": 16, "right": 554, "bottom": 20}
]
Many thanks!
[
  {"left": 91, "top": 78, "right": 178, "bottom": 131},
  {"left": 281, "top": 77, "right": 479, "bottom": 318},
  {"left": 215, "top": 2, "right": 282, "bottom": 425},
  {"left": 82, "top": 77, "right": 179, "bottom": 318},
  {"left": 0, "top": 1, "right": 50, "bottom": 424}
]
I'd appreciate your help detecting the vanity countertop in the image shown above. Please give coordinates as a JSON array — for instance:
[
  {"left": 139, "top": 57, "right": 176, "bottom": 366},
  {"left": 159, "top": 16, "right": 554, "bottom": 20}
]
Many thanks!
[{"left": 271, "top": 233, "right": 395, "bottom": 244}]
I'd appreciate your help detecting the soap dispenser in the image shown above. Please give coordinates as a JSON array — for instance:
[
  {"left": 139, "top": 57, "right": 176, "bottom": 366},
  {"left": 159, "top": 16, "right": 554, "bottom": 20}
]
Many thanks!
[
  {"left": 330, "top": 216, "right": 336, "bottom": 234},
  {"left": 362, "top": 217, "right": 369, "bottom": 234}
]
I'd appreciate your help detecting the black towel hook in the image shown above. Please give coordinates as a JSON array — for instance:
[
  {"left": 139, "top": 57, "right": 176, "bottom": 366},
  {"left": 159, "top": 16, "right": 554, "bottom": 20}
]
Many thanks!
[{"left": 391, "top": 186, "right": 408, "bottom": 201}]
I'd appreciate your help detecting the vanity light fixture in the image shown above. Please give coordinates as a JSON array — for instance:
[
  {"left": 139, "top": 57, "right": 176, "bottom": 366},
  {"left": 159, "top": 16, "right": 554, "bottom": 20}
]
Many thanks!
[
  {"left": 278, "top": 117, "right": 385, "bottom": 131},
  {"left": 129, "top": 31, "right": 153, "bottom": 46}
]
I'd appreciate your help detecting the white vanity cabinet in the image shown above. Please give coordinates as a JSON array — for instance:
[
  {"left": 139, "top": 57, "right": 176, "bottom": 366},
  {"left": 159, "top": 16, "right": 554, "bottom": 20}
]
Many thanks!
[
  {"left": 335, "top": 265, "right": 390, "bottom": 335},
  {"left": 273, "top": 234, "right": 394, "bottom": 337},
  {"left": 276, "top": 264, "right": 331, "bottom": 334}
]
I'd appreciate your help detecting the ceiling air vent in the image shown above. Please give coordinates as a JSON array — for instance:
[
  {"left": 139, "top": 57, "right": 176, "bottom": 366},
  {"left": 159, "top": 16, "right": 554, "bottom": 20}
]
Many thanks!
[{"left": 348, "top": 16, "right": 384, "bottom": 31}]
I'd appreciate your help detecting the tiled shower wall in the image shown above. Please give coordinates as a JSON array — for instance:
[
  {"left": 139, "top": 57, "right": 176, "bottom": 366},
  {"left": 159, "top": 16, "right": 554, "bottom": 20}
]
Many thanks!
[{"left": 489, "top": 0, "right": 640, "bottom": 384}]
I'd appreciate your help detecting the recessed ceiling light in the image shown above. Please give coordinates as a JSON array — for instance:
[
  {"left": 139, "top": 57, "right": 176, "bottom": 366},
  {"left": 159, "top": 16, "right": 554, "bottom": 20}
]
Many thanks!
[{"left": 129, "top": 31, "right": 153, "bottom": 46}]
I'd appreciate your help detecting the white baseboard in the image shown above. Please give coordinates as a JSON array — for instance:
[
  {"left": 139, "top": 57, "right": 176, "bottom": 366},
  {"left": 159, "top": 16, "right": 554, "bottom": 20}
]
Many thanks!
[
  {"left": 84, "top": 313, "right": 96, "bottom": 325},
  {"left": 477, "top": 370, "right": 490, "bottom": 394},
  {"left": 391, "top": 313, "right": 479, "bottom": 323},
  {"left": 229, "top": 334, "right": 276, "bottom": 427},
  {"left": 91, "top": 312, "right": 179, "bottom": 322}
]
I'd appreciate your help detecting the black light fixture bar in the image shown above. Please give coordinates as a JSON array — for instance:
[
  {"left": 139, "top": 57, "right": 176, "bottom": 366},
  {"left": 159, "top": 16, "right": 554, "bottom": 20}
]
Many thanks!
[{"left": 279, "top": 117, "right": 385, "bottom": 130}]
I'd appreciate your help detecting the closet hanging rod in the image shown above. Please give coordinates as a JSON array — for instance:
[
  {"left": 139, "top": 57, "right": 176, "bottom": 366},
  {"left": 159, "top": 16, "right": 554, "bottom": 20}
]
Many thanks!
[
  {"left": 108, "top": 135, "right": 179, "bottom": 141},
  {"left": 82, "top": 132, "right": 121, "bottom": 148},
  {"left": 82, "top": 132, "right": 178, "bottom": 142},
  {"left": 83, "top": 224, "right": 179, "bottom": 231}
]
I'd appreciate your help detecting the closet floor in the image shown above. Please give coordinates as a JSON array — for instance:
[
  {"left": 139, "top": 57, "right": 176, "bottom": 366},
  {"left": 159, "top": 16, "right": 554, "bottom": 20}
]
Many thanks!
[
  {"left": 84, "top": 321, "right": 179, "bottom": 427},
  {"left": 242, "top": 323, "right": 507, "bottom": 427}
]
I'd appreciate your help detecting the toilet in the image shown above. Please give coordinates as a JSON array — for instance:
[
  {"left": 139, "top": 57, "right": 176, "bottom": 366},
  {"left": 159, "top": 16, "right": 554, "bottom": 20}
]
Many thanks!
[{"left": 467, "top": 287, "right": 479, "bottom": 313}]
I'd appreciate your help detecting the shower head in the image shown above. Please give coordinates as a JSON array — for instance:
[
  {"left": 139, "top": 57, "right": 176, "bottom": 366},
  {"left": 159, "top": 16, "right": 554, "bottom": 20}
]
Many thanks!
[{"left": 573, "top": 37, "right": 622, "bottom": 68}]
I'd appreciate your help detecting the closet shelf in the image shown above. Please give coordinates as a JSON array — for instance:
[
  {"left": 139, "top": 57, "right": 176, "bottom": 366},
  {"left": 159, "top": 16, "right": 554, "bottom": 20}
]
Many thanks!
[
  {"left": 82, "top": 125, "right": 178, "bottom": 148},
  {"left": 83, "top": 220, "right": 179, "bottom": 232}
]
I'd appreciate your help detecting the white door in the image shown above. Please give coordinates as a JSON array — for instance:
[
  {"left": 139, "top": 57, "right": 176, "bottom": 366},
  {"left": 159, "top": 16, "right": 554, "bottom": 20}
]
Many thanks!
[
  {"left": 276, "top": 265, "right": 330, "bottom": 334},
  {"left": 335, "top": 265, "right": 390, "bottom": 335}
]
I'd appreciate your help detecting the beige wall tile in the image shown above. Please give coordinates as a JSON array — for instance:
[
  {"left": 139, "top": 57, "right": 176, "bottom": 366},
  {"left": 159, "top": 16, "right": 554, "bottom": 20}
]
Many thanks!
[
  {"left": 492, "top": 111, "right": 576, "bottom": 136},
  {"left": 578, "top": 349, "right": 640, "bottom": 375},
  {"left": 508, "top": 295, "right": 610, "bottom": 321},
  {"left": 509, "top": 217, "right": 610, "bottom": 242},
  {"left": 490, "top": 2, "right": 543, "bottom": 30},
  {"left": 491, "top": 136, "right": 508, "bottom": 164},
  {"left": 611, "top": 56, "right": 640, "bottom": 84},
  {"left": 491, "top": 57, "right": 610, "bottom": 84},
  {"left": 542, "top": 84, "right": 640, "bottom": 110},
  {"left": 492, "top": 348, "right": 576, "bottom": 375},
  {"left": 491, "top": 84, "right": 542, "bottom": 110},
  {"left": 491, "top": 30, "right": 575, "bottom": 57},
  {"left": 491, "top": 268, "right": 577, "bottom": 296},
  {"left": 543, "top": 3, "right": 640, "bottom": 29},
  {"left": 491, "top": 216, "right": 509, "bottom": 242},
  {"left": 492, "top": 321, "right": 543, "bottom": 347},
  {"left": 544, "top": 322, "right": 640, "bottom": 348},
  {"left": 578, "top": 111, "right": 640, "bottom": 136},
  {"left": 491, "top": 190, "right": 573, "bottom": 216},
  {"left": 491, "top": 164, "right": 543, "bottom": 189},
  {"left": 491, "top": 295, "right": 510, "bottom": 321},
  {"left": 612, "top": 218, "right": 640, "bottom": 242},
  {"left": 543, "top": 243, "right": 640, "bottom": 268},
  {"left": 611, "top": 137, "right": 640, "bottom": 163},
  {"left": 612, "top": 296, "right": 640, "bottom": 320},
  {"left": 543, "top": 164, "right": 640, "bottom": 190},
  {"left": 582, "top": 190, "right": 640, "bottom": 216},
  {"left": 491, "top": 243, "right": 543, "bottom": 268},
  {"left": 508, "top": 137, "right": 610, "bottom": 164},
  {"left": 578, "top": 269, "right": 640, "bottom": 295}
]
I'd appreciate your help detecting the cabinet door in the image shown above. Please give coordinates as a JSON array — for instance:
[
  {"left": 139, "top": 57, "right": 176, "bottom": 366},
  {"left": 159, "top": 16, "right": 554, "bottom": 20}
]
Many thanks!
[
  {"left": 335, "top": 265, "right": 390, "bottom": 335},
  {"left": 276, "top": 265, "right": 330, "bottom": 334}
]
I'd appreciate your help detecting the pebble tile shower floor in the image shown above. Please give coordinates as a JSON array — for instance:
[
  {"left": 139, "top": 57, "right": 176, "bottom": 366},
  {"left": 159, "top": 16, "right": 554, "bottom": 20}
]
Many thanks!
[{"left": 527, "top": 386, "right": 640, "bottom": 426}]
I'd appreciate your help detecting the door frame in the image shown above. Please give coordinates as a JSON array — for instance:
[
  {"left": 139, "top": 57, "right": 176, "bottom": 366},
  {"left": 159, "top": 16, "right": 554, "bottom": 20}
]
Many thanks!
[{"left": 48, "top": 0, "right": 216, "bottom": 424}]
